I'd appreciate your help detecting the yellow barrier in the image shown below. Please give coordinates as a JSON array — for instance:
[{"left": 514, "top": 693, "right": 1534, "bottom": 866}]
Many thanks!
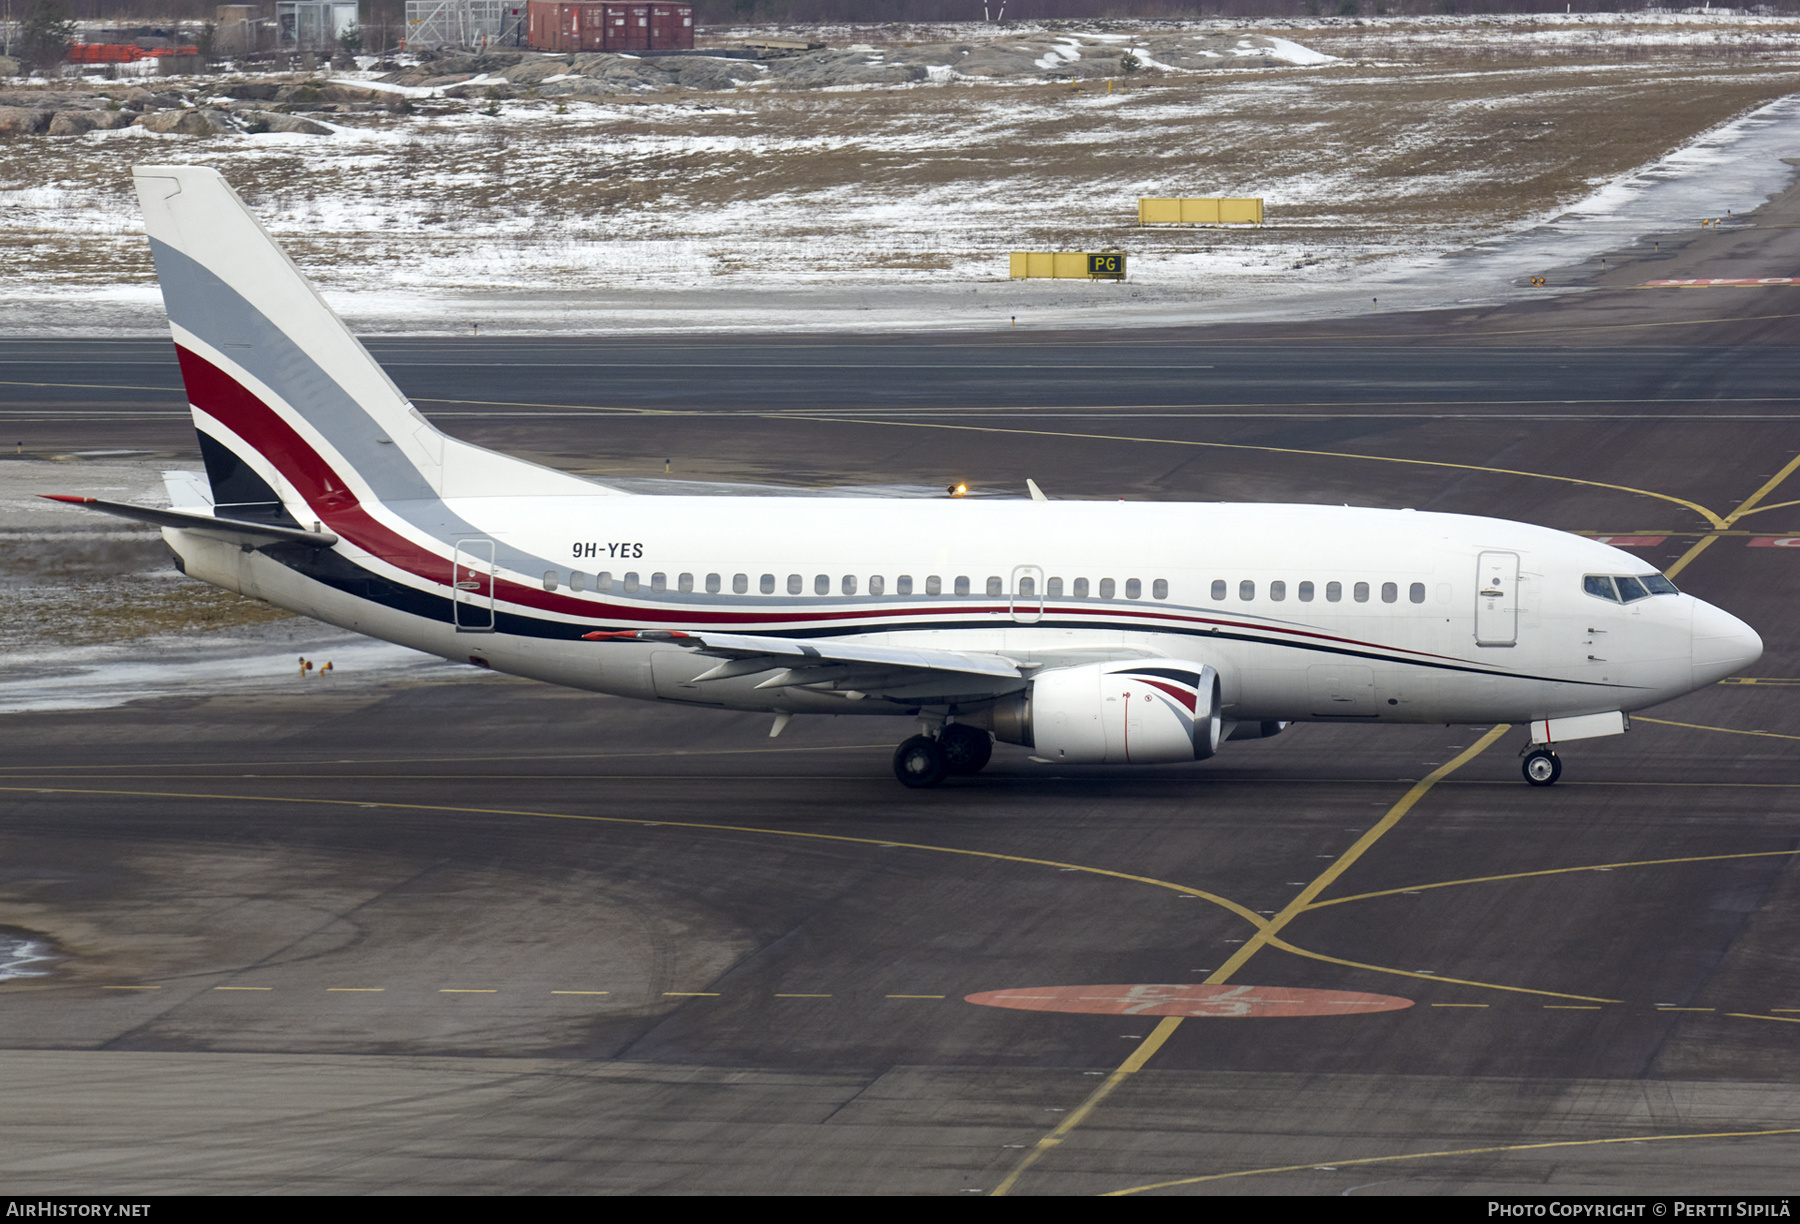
[
  {"left": 1138, "top": 197, "right": 1264, "bottom": 226},
  {"left": 1009, "top": 252, "right": 1127, "bottom": 280}
]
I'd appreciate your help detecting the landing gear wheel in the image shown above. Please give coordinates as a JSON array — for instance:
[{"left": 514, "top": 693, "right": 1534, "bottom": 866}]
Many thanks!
[
  {"left": 938, "top": 724, "right": 993, "bottom": 775},
  {"left": 893, "top": 735, "right": 948, "bottom": 789},
  {"left": 1522, "top": 748, "right": 1562, "bottom": 787}
]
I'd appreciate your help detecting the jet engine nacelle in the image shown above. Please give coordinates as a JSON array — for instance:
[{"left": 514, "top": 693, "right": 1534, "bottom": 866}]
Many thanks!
[{"left": 990, "top": 660, "right": 1222, "bottom": 764}]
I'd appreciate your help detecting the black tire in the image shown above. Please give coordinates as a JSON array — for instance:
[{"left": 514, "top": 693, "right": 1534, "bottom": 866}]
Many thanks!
[
  {"left": 893, "top": 735, "right": 948, "bottom": 788},
  {"left": 938, "top": 724, "right": 993, "bottom": 775},
  {"left": 1522, "top": 749, "right": 1562, "bottom": 787}
]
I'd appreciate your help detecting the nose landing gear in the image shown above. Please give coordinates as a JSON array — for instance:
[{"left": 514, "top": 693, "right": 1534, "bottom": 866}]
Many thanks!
[
  {"left": 893, "top": 724, "right": 993, "bottom": 788},
  {"left": 1522, "top": 747, "right": 1562, "bottom": 787}
]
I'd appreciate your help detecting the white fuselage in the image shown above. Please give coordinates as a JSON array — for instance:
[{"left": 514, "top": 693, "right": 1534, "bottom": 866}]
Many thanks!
[{"left": 165, "top": 496, "right": 1754, "bottom": 729}]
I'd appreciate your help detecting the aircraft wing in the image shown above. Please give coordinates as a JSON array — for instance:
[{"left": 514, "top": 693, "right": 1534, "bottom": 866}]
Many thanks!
[
  {"left": 582, "top": 628, "right": 1028, "bottom": 702},
  {"left": 40, "top": 496, "right": 339, "bottom": 548}
]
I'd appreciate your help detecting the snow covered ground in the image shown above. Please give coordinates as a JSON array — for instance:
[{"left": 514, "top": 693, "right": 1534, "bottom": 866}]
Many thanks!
[{"left": 2, "top": 16, "right": 1798, "bottom": 335}]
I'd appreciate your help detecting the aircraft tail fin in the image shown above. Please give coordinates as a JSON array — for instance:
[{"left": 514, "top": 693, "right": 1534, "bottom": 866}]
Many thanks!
[{"left": 132, "top": 165, "right": 611, "bottom": 522}]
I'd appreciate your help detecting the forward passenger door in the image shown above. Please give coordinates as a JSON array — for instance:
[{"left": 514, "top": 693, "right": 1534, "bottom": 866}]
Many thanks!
[{"left": 1475, "top": 551, "right": 1519, "bottom": 647}]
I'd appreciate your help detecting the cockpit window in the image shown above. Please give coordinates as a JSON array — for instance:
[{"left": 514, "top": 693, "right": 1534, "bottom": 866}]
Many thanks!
[{"left": 1584, "top": 573, "right": 1679, "bottom": 603}]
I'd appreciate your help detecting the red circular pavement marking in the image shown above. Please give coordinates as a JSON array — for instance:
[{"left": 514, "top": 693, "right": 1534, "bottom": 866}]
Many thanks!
[{"left": 964, "top": 984, "right": 1413, "bottom": 1018}]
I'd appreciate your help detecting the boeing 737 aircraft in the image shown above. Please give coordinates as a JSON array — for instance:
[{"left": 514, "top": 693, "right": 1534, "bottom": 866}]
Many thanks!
[{"left": 47, "top": 166, "right": 1762, "bottom": 787}]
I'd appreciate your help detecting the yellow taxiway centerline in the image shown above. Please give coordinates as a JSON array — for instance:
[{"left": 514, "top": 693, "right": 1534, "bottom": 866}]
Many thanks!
[{"left": 989, "top": 725, "right": 1511, "bottom": 1196}]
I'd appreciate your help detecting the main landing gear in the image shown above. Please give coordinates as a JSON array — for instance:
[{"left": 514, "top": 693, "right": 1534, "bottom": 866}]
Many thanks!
[
  {"left": 1521, "top": 746, "right": 1562, "bottom": 787},
  {"left": 893, "top": 723, "right": 993, "bottom": 789}
]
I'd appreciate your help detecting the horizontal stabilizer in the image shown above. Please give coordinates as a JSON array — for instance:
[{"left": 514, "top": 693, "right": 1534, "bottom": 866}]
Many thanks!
[{"left": 41, "top": 495, "right": 338, "bottom": 548}]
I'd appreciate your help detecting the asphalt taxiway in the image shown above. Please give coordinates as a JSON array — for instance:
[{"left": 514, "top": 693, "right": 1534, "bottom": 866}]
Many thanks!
[{"left": 1, "top": 195, "right": 1798, "bottom": 1196}]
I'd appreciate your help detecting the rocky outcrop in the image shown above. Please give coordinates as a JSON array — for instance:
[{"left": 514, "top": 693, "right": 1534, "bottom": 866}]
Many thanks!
[
  {"left": 663, "top": 57, "right": 763, "bottom": 91},
  {"left": 133, "top": 108, "right": 233, "bottom": 135},
  {"left": 48, "top": 110, "right": 101, "bottom": 136},
  {"left": 762, "top": 53, "right": 928, "bottom": 87},
  {"left": 238, "top": 110, "right": 333, "bottom": 134},
  {"left": 0, "top": 107, "right": 50, "bottom": 134},
  {"left": 499, "top": 59, "right": 570, "bottom": 85}
]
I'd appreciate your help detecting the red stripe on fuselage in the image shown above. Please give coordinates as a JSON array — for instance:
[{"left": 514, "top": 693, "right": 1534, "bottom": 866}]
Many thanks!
[{"left": 172, "top": 347, "right": 1496, "bottom": 659}]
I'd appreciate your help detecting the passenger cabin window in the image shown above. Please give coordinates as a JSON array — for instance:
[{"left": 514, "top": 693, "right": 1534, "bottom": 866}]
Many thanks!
[
  {"left": 1409, "top": 582, "right": 1426, "bottom": 604},
  {"left": 898, "top": 575, "right": 914, "bottom": 595},
  {"left": 760, "top": 573, "right": 775, "bottom": 594},
  {"left": 651, "top": 572, "right": 666, "bottom": 593},
  {"left": 954, "top": 576, "right": 970, "bottom": 596},
  {"left": 543, "top": 570, "right": 558, "bottom": 592},
  {"left": 1239, "top": 580, "right": 1254, "bottom": 601},
  {"left": 926, "top": 575, "right": 942, "bottom": 595},
  {"left": 1099, "top": 578, "right": 1116, "bottom": 599},
  {"left": 1326, "top": 581, "right": 1341, "bottom": 602},
  {"left": 1073, "top": 577, "right": 1089, "bottom": 598},
  {"left": 1211, "top": 579, "right": 1226, "bottom": 601},
  {"left": 1019, "top": 576, "right": 1036, "bottom": 597},
  {"left": 986, "top": 576, "right": 1002, "bottom": 596},
  {"left": 814, "top": 574, "right": 830, "bottom": 595},
  {"left": 1152, "top": 579, "right": 1168, "bottom": 600},
  {"left": 706, "top": 573, "right": 721, "bottom": 594},
  {"left": 678, "top": 572, "right": 693, "bottom": 593},
  {"left": 787, "top": 574, "right": 802, "bottom": 595},
  {"left": 869, "top": 575, "right": 885, "bottom": 596},
  {"left": 1353, "top": 581, "right": 1369, "bottom": 603},
  {"left": 572, "top": 571, "right": 590, "bottom": 592},
  {"left": 623, "top": 572, "right": 640, "bottom": 593},
  {"left": 1381, "top": 581, "right": 1397, "bottom": 604},
  {"left": 1269, "top": 580, "right": 1286, "bottom": 601},
  {"left": 1125, "top": 578, "right": 1141, "bottom": 599},
  {"left": 1047, "top": 577, "right": 1064, "bottom": 597},
  {"left": 842, "top": 574, "right": 857, "bottom": 595},
  {"left": 1299, "top": 581, "right": 1314, "bottom": 602},
  {"left": 733, "top": 573, "right": 748, "bottom": 594}
]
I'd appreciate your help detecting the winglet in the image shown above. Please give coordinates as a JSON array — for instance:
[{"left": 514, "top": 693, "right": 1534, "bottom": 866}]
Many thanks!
[{"left": 1026, "top": 478, "right": 1049, "bottom": 502}]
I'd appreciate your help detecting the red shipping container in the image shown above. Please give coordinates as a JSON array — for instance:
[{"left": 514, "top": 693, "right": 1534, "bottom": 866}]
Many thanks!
[
  {"left": 607, "top": 4, "right": 648, "bottom": 52},
  {"left": 527, "top": 0, "right": 690, "bottom": 54},
  {"left": 67, "top": 43, "right": 153, "bottom": 63},
  {"left": 648, "top": 4, "right": 692, "bottom": 50}
]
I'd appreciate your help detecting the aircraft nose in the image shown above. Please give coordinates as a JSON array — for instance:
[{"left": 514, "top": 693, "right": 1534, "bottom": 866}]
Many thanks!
[{"left": 1691, "top": 599, "right": 1762, "bottom": 687}]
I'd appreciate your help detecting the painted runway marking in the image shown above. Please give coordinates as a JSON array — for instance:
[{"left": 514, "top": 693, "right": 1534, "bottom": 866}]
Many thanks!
[
  {"left": 967, "top": 984, "right": 1413, "bottom": 1018},
  {"left": 1102, "top": 1127, "right": 1800, "bottom": 1196},
  {"left": 991, "top": 726, "right": 1512, "bottom": 1196},
  {"left": 1314, "top": 847, "right": 1800, "bottom": 912},
  {"left": 1645, "top": 278, "right": 1800, "bottom": 287}
]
